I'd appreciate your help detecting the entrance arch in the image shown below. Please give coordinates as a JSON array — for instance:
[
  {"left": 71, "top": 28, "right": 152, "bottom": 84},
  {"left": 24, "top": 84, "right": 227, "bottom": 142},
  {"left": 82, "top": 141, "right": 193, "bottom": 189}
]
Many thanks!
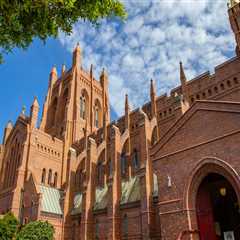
[
  {"left": 196, "top": 173, "right": 240, "bottom": 239},
  {"left": 185, "top": 158, "right": 240, "bottom": 240}
]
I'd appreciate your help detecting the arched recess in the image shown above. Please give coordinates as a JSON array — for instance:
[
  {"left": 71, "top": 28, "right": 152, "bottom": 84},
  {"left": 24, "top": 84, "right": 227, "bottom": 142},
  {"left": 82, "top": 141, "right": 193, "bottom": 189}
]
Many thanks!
[
  {"left": 94, "top": 98, "right": 102, "bottom": 128},
  {"left": 61, "top": 88, "right": 69, "bottom": 120},
  {"left": 50, "top": 97, "right": 58, "bottom": 127},
  {"left": 121, "top": 140, "right": 129, "bottom": 177},
  {"left": 80, "top": 89, "right": 89, "bottom": 120},
  {"left": 184, "top": 157, "right": 240, "bottom": 230},
  {"left": 96, "top": 150, "right": 105, "bottom": 187}
]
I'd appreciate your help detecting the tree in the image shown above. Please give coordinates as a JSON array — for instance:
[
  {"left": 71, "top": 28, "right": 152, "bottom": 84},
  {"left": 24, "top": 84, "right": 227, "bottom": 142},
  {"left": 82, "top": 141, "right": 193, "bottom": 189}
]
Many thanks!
[
  {"left": 0, "top": 212, "right": 19, "bottom": 240},
  {"left": 16, "top": 221, "right": 54, "bottom": 240},
  {"left": 0, "top": 0, "right": 127, "bottom": 63}
]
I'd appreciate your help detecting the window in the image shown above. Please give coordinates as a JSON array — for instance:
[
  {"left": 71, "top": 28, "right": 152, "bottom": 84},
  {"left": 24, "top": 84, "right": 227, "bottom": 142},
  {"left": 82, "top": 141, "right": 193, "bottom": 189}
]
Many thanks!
[
  {"left": 80, "top": 96, "right": 86, "bottom": 119},
  {"left": 48, "top": 169, "right": 52, "bottom": 185},
  {"left": 122, "top": 214, "right": 128, "bottom": 237},
  {"left": 151, "top": 127, "right": 158, "bottom": 146},
  {"left": 133, "top": 149, "right": 139, "bottom": 169},
  {"left": 54, "top": 172, "right": 58, "bottom": 187},
  {"left": 41, "top": 168, "right": 46, "bottom": 184},
  {"left": 121, "top": 153, "right": 127, "bottom": 175},
  {"left": 95, "top": 107, "right": 99, "bottom": 128},
  {"left": 97, "top": 162, "right": 103, "bottom": 186}
]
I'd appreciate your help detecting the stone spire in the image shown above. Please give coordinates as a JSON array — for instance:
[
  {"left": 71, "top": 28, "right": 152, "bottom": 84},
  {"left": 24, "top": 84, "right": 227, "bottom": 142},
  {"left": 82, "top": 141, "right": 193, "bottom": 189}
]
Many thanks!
[
  {"left": 125, "top": 94, "right": 130, "bottom": 130},
  {"left": 72, "top": 42, "right": 81, "bottom": 67},
  {"left": 90, "top": 64, "right": 93, "bottom": 79},
  {"left": 150, "top": 79, "right": 157, "bottom": 118},
  {"left": 179, "top": 62, "right": 190, "bottom": 113},
  {"left": 180, "top": 62, "right": 189, "bottom": 102},
  {"left": 49, "top": 66, "right": 58, "bottom": 86},
  {"left": 61, "top": 64, "right": 66, "bottom": 76},
  {"left": 3, "top": 121, "right": 13, "bottom": 145},
  {"left": 30, "top": 97, "right": 39, "bottom": 129}
]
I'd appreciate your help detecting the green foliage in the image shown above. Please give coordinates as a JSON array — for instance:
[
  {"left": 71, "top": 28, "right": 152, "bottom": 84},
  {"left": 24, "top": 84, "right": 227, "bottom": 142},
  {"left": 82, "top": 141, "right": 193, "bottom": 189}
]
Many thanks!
[
  {"left": 16, "top": 221, "right": 54, "bottom": 240},
  {"left": 0, "top": 0, "right": 127, "bottom": 63},
  {"left": 0, "top": 212, "right": 19, "bottom": 240}
]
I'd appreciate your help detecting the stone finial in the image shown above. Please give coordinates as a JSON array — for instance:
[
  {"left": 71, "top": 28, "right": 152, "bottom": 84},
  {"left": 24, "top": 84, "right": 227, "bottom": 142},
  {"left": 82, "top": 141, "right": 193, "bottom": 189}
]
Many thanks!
[
  {"left": 180, "top": 61, "right": 187, "bottom": 86},
  {"left": 32, "top": 96, "right": 39, "bottom": 108},
  {"left": 72, "top": 42, "right": 81, "bottom": 67},
  {"left": 150, "top": 79, "right": 156, "bottom": 97},
  {"left": 21, "top": 105, "right": 26, "bottom": 115},
  {"left": 90, "top": 64, "right": 93, "bottom": 78},
  {"left": 61, "top": 64, "right": 66, "bottom": 75}
]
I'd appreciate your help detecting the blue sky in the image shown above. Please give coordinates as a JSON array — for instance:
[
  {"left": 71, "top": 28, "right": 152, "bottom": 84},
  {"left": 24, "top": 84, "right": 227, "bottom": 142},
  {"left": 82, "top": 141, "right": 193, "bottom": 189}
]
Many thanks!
[{"left": 0, "top": 0, "right": 236, "bottom": 141}]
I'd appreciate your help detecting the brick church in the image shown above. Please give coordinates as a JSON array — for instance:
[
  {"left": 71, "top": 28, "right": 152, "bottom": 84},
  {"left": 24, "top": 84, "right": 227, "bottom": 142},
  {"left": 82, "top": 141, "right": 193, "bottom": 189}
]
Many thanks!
[{"left": 1, "top": 1, "right": 240, "bottom": 240}]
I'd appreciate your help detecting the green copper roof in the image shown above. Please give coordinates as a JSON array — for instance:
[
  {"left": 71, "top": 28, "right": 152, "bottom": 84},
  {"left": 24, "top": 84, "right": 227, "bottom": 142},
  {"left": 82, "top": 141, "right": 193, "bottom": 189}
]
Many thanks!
[
  {"left": 39, "top": 185, "right": 63, "bottom": 215},
  {"left": 71, "top": 193, "right": 83, "bottom": 215},
  {"left": 153, "top": 173, "right": 158, "bottom": 197},
  {"left": 121, "top": 177, "right": 141, "bottom": 204},
  {"left": 94, "top": 185, "right": 108, "bottom": 210}
]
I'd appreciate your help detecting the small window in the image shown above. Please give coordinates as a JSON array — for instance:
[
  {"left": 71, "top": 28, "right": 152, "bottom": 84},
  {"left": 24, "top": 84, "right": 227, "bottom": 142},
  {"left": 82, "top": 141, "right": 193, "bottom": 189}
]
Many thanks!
[
  {"left": 214, "top": 86, "right": 218, "bottom": 93},
  {"left": 41, "top": 168, "right": 46, "bottom": 184},
  {"left": 196, "top": 94, "right": 200, "bottom": 100},
  {"left": 202, "top": 92, "right": 206, "bottom": 98},
  {"left": 234, "top": 77, "right": 238, "bottom": 84},
  {"left": 48, "top": 169, "right": 52, "bottom": 185},
  {"left": 227, "top": 80, "right": 231, "bottom": 87},
  {"left": 220, "top": 83, "right": 224, "bottom": 90},
  {"left": 208, "top": 89, "right": 212, "bottom": 96}
]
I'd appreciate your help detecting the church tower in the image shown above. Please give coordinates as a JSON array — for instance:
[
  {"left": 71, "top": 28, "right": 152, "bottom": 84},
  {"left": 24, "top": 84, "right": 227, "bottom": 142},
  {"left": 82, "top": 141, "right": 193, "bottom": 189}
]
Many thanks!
[
  {"left": 40, "top": 43, "right": 110, "bottom": 143},
  {"left": 228, "top": 0, "right": 240, "bottom": 55}
]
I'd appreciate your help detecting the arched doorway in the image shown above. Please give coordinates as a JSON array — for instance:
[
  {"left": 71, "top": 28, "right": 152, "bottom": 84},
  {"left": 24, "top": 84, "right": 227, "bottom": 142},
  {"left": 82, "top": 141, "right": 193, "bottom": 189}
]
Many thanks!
[{"left": 196, "top": 173, "right": 240, "bottom": 240}]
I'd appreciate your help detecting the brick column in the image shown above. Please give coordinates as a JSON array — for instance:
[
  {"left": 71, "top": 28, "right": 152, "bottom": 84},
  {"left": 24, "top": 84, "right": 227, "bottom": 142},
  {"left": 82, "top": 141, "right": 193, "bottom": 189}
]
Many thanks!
[
  {"left": 138, "top": 109, "right": 155, "bottom": 239},
  {"left": 84, "top": 138, "right": 97, "bottom": 240},
  {"left": 111, "top": 125, "right": 121, "bottom": 240}
]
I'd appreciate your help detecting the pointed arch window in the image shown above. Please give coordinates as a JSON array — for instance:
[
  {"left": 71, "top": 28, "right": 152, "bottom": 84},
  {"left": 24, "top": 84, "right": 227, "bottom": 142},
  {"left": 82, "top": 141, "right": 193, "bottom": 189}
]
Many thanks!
[
  {"left": 80, "top": 96, "right": 86, "bottom": 119},
  {"left": 121, "top": 152, "right": 127, "bottom": 176},
  {"left": 133, "top": 149, "right": 139, "bottom": 169},
  {"left": 95, "top": 107, "right": 99, "bottom": 128},
  {"left": 97, "top": 162, "right": 103, "bottom": 187},
  {"left": 48, "top": 169, "right": 52, "bottom": 185},
  {"left": 41, "top": 168, "right": 46, "bottom": 184}
]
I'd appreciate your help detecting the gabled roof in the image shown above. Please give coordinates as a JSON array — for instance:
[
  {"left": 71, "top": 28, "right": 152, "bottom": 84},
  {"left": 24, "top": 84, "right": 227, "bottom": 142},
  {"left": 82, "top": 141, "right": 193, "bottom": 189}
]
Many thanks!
[
  {"left": 151, "top": 100, "right": 240, "bottom": 159},
  {"left": 39, "top": 185, "right": 63, "bottom": 215}
]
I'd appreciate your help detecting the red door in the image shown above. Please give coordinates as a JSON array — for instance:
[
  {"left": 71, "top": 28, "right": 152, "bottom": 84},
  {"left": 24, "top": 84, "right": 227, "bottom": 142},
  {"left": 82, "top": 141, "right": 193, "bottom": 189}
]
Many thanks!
[{"left": 196, "top": 185, "right": 217, "bottom": 240}]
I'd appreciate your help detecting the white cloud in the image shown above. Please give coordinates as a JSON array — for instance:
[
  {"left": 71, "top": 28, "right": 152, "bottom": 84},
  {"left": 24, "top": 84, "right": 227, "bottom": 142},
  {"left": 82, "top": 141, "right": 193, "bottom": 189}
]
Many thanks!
[{"left": 59, "top": 0, "right": 235, "bottom": 116}]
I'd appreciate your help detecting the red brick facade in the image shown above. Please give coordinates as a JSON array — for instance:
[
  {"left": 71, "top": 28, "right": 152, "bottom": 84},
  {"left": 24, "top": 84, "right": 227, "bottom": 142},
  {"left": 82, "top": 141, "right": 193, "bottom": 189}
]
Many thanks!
[{"left": 1, "top": 2, "right": 240, "bottom": 240}]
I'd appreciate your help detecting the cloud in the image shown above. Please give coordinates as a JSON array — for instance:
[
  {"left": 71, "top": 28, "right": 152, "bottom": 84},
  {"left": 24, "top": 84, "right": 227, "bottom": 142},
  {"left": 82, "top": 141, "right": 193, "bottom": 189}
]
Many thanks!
[{"left": 58, "top": 0, "right": 235, "bottom": 116}]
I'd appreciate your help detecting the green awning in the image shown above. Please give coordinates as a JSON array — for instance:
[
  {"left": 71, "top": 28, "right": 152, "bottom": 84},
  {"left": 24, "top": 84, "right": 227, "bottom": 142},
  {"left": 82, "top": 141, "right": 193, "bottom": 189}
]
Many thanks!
[
  {"left": 39, "top": 185, "right": 63, "bottom": 215},
  {"left": 71, "top": 193, "right": 83, "bottom": 215},
  {"left": 121, "top": 177, "right": 140, "bottom": 204},
  {"left": 94, "top": 185, "right": 108, "bottom": 210}
]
